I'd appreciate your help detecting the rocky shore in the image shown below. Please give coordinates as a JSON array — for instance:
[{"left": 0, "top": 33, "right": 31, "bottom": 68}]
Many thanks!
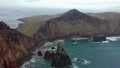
[{"left": 1, "top": 9, "right": 120, "bottom": 68}]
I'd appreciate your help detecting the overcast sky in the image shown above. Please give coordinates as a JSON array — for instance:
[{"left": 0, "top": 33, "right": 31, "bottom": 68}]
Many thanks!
[{"left": 0, "top": 0, "right": 120, "bottom": 9}]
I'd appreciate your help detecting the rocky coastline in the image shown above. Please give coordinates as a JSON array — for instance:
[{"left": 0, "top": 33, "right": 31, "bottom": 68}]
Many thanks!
[
  {"left": 1, "top": 9, "right": 120, "bottom": 68},
  {"left": 0, "top": 21, "right": 35, "bottom": 68}
]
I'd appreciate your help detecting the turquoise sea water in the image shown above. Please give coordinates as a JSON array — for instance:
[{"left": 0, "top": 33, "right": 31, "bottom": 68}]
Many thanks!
[{"left": 21, "top": 37, "right": 120, "bottom": 68}]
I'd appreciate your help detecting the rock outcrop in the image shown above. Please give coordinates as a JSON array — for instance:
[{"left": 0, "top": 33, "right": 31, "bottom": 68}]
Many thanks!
[
  {"left": 43, "top": 51, "right": 54, "bottom": 59},
  {"left": 0, "top": 21, "right": 35, "bottom": 68},
  {"left": 92, "top": 35, "right": 106, "bottom": 42},
  {"left": 51, "top": 45, "right": 72, "bottom": 68},
  {"left": 37, "top": 50, "right": 42, "bottom": 56}
]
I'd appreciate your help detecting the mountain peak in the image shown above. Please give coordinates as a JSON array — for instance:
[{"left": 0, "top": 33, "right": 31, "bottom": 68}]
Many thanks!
[
  {"left": 66, "top": 9, "right": 80, "bottom": 14},
  {"left": 63, "top": 9, "right": 81, "bottom": 16},
  {"left": 59, "top": 9, "right": 91, "bottom": 21}
]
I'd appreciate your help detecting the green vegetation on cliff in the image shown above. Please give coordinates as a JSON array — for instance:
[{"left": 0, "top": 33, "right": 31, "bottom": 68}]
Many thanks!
[
  {"left": 17, "top": 9, "right": 120, "bottom": 41},
  {"left": 17, "top": 14, "right": 62, "bottom": 36}
]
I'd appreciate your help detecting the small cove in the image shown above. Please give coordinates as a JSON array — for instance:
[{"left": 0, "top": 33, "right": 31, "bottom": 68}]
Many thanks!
[{"left": 21, "top": 37, "right": 120, "bottom": 68}]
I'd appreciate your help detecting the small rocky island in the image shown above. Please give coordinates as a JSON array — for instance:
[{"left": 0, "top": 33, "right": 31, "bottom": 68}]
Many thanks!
[
  {"left": 37, "top": 44, "right": 72, "bottom": 68},
  {"left": 51, "top": 45, "right": 72, "bottom": 68},
  {"left": 91, "top": 35, "right": 106, "bottom": 42},
  {"left": 1, "top": 8, "right": 120, "bottom": 68}
]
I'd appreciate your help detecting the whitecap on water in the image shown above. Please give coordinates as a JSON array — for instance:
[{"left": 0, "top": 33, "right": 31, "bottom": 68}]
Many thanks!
[
  {"left": 92, "top": 42, "right": 101, "bottom": 43},
  {"left": 73, "top": 65, "right": 80, "bottom": 68},
  {"left": 101, "top": 41, "right": 109, "bottom": 43},
  {"left": 44, "top": 42, "right": 54, "bottom": 46},
  {"left": 73, "top": 42, "right": 77, "bottom": 44},
  {"left": 30, "top": 58, "right": 36, "bottom": 63},
  {"left": 21, "top": 61, "right": 31, "bottom": 68},
  {"left": 69, "top": 63, "right": 80, "bottom": 68},
  {"left": 92, "top": 40, "right": 109, "bottom": 44},
  {"left": 73, "top": 58, "right": 91, "bottom": 65},
  {"left": 54, "top": 39, "right": 64, "bottom": 43},
  {"left": 107, "top": 36, "right": 120, "bottom": 41},
  {"left": 71, "top": 38, "right": 88, "bottom": 41},
  {"left": 82, "top": 59, "right": 91, "bottom": 65}
]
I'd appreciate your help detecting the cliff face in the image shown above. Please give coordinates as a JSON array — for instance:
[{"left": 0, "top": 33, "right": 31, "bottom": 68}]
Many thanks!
[
  {"left": 88, "top": 12, "right": 120, "bottom": 20},
  {"left": 17, "top": 9, "right": 120, "bottom": 42},
  {"left": 34, "top": 9, "right": 112, "bottom": 41},
  {"left": 0, "top": 21, "right": 35, "bottom": 68},
  {"left": 88, "top": 12, "right": 120, "bottom": 35}
]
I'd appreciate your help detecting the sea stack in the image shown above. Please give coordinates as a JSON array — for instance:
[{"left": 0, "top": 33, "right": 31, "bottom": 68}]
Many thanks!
[
  {"left": 92, "top": 35, "right": 106, "bottom": 42},
  {"left": 51, "top": 45, "right": 72, "bottom": 68}
]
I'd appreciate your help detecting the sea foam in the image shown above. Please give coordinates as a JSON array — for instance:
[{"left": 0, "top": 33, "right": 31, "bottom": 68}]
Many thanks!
[
  {"left": 107, "top": 36, "right": 120, "bottom": 41},
  {"left": 71, "top": 37, "right": 88, "bottom": 40},
  {"left": 73, "top": 58, "right": 91, "bottom": 65},
  {"left": 101, "top": 41, "right": 109, "bottom": 43}
]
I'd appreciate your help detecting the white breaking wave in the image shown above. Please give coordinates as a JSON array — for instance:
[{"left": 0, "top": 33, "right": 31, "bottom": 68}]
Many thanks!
[
  {"left": 92, "top": 40, "right": 109, "bottom": 44},
  {"left": 71, "top": 37, "right": 88, "bottom": 40},
  {"left": 39, "top": 41, "right": 58, "bottom": 57},
  {"left": 44, "top": 42, "right": 54, "bottom": 46},
  {"left": 92, "top": 42, "right": 101, "bottom": 43},
  {"left": 73, "top": 58, "right": 91, "bottom": 65},
  {"left": 73, "top": 42, "right": 77, "bottom": 44},
  {"left": 21, "top": 56, "right": 39, "bottom": 68},
  {"left": 72, "top": 63, "right": 80, "bottom": 68},
  {"left": 107, "top": 36, "right": 120, "bottom": 41},
  {"left": 81, "top": 59, "right": 91, "bottom": 65},
  {"left": 101, "top": 41, "right": 109, "bottom": 43},
  {"left": 30, "top": 58, "right": 36, "bottom": 63},
  {"left": 54, "top": 39, "right": 64, "bottom": 43},
  {"left": 91, "top": 36, "right": 120, "bottom": 44},
  {"left": 73, "top": 65, "right": 80, "bottom": 68}
]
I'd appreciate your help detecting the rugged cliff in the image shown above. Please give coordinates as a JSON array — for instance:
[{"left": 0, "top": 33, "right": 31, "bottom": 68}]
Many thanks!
[
  {"left": 34, "top": 9, "right": 112, "bottom": 41},
  {"left": 17, "top": 9, "right": 120, "bottom": 42},
  {"left": 0, "top": 21, "right": 35, "bottom": 68},
  {"left": 88, "top": 12, "right": 120, "bottom": 35}
]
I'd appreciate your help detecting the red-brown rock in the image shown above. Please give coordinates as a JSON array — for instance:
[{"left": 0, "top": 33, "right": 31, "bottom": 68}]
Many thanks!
[
  {"left": 0, "top": 21, "right": 35, "bottom": 68},
  {"left": 43, "top": 51, "right": 54, "bottom": 59}
]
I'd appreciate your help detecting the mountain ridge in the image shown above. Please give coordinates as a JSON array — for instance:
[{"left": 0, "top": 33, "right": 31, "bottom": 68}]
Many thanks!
[
  {"left": 33, "top": 9, "right": 112, "bottom": 41},
  {"left": 17, "top": 9, "right": 120, "bottom": 42}
]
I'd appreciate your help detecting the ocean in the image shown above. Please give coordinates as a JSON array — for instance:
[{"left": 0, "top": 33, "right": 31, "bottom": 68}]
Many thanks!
[
  {"left": 21, "top": 37, "right": 120, "bottom": 68},
  {"left": 0, "top": 7, "right": 67, "bottom": 28},
  {"left": 1, "top": 7, "right": 120, "bottom": 68},
  {"left": 0, "top": 7, "right": 104, "bottom": 28}
]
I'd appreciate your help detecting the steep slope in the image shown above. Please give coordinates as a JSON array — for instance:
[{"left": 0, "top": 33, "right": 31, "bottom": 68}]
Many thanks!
[
  {"left": 34, "top": 9, "right": 111, "bottom": 41},
  {"left": 0, "top": 21, "right": 35, "bottom": 68},
  {"left": 17, "top": 14, "right": 62, "bottom": 36},
  {"left": 17, "top": 9, "right": 120, "bottom": 42},
  {"left": 88, "top": 12, "right": 120, "bottom": 20},
  {"left": 88, "top": 12, "right": 120, "bottom": 35}
]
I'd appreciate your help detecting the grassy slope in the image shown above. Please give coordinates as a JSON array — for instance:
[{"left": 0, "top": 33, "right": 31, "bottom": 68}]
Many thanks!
[
  {"left": 17, "top": 14, "right": 62, "bottom": 36},
  {"left": 87, "top": 12, "right": 120, "bottom": 20},
  {"left": 17, "top": 12, "right": 114, "bottom": 37},
  {"left": 57, "top": 21, "right": 99, "bottom": 35},
  {"left": 18, "top": 15, "right": 103, "bottom": 37}
]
